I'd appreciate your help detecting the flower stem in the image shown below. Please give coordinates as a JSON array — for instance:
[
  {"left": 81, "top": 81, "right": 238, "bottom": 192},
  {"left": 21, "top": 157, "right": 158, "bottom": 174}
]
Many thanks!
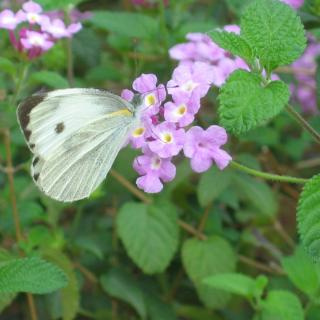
[
  {"left": 2, "top": 129, "right": 38, "bottom": 320},
  {"left": 285, "top": 104, "right": 320, "bottom": 145},
  {"left": 230, "top": 161, "right": 308, "bottom": 184}
]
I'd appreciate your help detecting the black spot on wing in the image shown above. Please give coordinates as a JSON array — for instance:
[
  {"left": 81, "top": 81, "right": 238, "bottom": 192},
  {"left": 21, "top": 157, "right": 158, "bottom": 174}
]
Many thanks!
[
  {"left": 17, "top": 93, "right": 46, "bottom": 141},
  {"left": 32, "top": 156, "right": 40, "bottom": 166},
  {"left": 55, "top": 122, "right": 65, "bottom": 134},
  {"left": 33, "top": 173, "right": 40, "bottom": 182}
]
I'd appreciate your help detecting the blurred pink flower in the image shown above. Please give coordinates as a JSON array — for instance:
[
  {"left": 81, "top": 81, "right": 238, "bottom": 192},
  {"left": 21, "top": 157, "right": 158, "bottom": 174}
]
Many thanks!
[{"left": 280, "top": 0, "right": 304, "bottom": 9}]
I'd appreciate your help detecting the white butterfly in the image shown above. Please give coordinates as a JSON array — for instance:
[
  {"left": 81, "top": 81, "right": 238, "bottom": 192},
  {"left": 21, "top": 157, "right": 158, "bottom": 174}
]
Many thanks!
[{"left": 17, "top": 88, "right": 144, "bottom": 202}]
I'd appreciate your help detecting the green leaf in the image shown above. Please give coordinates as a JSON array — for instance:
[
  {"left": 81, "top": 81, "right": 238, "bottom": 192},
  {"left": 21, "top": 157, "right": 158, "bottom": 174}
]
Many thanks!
[
  {"left": 90, "top": 11, "right": 158, "bottom": 39},
  {"left": 43, "top": 249, "right": 79, "bottom": 320},
  {"left": 0, "top": 57, "right": 16, "bottom": 76},
  {"left": 209, "top": 30, "right": 253, "bottom": 64},
  {"left": 298, "top": 174, "right": 320, "bottom": 260},
  {"left": 203, "top": 273, "right": 264, "bottom": 299},
  {"left": 117, "top": 202, "right": 179, "bottom": 274},
  {"left": 182, "top": 236, "right": 236, "bottom": 309},
  {"left": 36, "top": 0, "right": 85, "bottom": 10},
  {"left": 261, "top": 290, "right": 304, "bottom": 320},
  {"left": 0, "top": 257, "right": 67, "bottom": 294},
  {"left": 233, "top": 173, "right": 278, "bottom": 216},
  {"left": 241, "top": 0, "right": 306, "bottom": 72},
  {"left": 101, "top": 269, "right": 147, "bottom": 319},
  {"left": 281, "top": 246, "right": 320, "bottom": 296},
  {"left": 197, "top": 167, "right": 233, "bottom": 207},
  {"left": 219, "top": 70, "right": 290, "bottom": 135},
  {"left": 30, "top": 71, "right": 69, "bottom": 89}
]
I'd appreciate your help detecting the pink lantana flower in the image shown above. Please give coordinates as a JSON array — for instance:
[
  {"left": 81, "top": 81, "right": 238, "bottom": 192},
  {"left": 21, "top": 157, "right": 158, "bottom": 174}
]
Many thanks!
[
  {"left": 21, "top": 1, "right": 44, "bottom": 25},
  {"left": 183, "top": 125, "right": 232, "bottom": 173},
  {"left": 167, "top": 62, "right": 215, "bottom": 100},
  {"left": 132, "top": 73, "right": 166, "bottom": 116},
  {"left": 133, "top": 149, "right": 176, "bottom": 193},
  {"left": 41, "top": 17, "right": 82, "bottom": 38},
  {"left": 164, "top": 94, "right": 200, "bottom": 127},
  {"left": 148, "top": 122, "right": 185, "bottom": 158},
  {"left": 20, "top": 30, "right": 54, "bottom": 51},
  {"left": 0, "top": 9, "right": 23, "bottom": 29}
]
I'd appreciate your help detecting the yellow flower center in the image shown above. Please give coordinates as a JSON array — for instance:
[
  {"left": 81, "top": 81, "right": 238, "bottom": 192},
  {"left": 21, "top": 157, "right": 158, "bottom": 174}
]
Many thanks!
[
  {"left": 162, "top": 132, "right": 173, "bottom": 143},
  {"left": 176, "top": 104, "right": 187, "bottom": 116},
  {"left": 132, "top": 127, "right": 145, "bottom": 137},
  {"left": 144, "top": 94, "right": 156, "bottom": 106},
  {"left": 28, "top": 13, "right": 39, "bottom": 23}
]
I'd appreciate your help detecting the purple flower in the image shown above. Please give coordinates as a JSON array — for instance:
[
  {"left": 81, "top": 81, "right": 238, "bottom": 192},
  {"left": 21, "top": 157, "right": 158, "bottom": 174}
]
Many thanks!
[
  {"left": 129, "top": 118, "right": 153, "bottom": 149},
  {"left": 20, "top": 30, "right": 54, "bottom": 51},
  {"left": 0, "top": 9, "right": 22, "bottom": 30},
  {"left": 164, "top": 94, "right": 200, "bottom": 127},
  {"left": 183, "top": 125, "right": 232, "bottom": 172},
  {"left": 132, "top": 73, "right": 166, "bottom": 116},
  {"left": 22, "top": 1, "right": 44, "bottom": 25},
  {"left": 167, "top": 62, "right": 215, "bottom": 100},
  {"left": 133, "top": 148, "right": 176, "bottom": 193},
  {"left": 41, "top": 17, "right": 82, "bottom": 38},
  {"left": 121, "top": 89, "right": 135, "bottom": 102},
  {"left": 148, "top": 122, "right": 185, "bottom": 158},
  {"left": 280, "top": 0, "right": 304, "bottom": 9}
]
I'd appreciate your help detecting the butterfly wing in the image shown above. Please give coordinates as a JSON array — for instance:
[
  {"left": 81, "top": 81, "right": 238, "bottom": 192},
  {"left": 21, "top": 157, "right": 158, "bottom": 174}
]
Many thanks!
[{"left": 17, "top": 88, "right": 136, "bottom": 202}]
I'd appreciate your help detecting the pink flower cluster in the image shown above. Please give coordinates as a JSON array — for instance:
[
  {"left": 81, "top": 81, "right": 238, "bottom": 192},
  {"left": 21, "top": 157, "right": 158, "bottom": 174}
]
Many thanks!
[
  {"left": 0, "top": 1, "right": 83, "bottom": 59},
  {"left": 123, "top": 71, "right": 232, "bottom": 193},
  {"left": 169, "top": 26, "right": 248, "bottom": 88},
  {"left": 290, "top": 37, "right": 320, "bottom": 114}
]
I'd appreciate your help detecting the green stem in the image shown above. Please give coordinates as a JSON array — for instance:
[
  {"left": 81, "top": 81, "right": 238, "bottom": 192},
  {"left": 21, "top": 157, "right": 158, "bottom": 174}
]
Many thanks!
[
  {"left": 11, "top": 63, "right": 29, "bottom": 106},
  {"left": 230, "top": 161, "right": 308, "bottom": 184},
  {"left": 286, "top": 104, "right": 320, "bottom": 145}
]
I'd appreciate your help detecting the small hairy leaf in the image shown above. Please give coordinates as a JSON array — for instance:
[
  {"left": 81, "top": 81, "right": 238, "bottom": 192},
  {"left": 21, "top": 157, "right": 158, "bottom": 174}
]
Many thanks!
[
  {"left": 219, "top": 70, "right": 290, "bottom": 135},
  {"left": 241, "top": 0, "right": 306, "bottom": 72},
  {"left": 197, "top": 166, "right": 233, "bottom": 207},
  {"left": 203, "top": 273, "right": 256, "bottom": 298},
  {"left": 117, "top": 202, "right": 179, "bottom": 274},
  {"left": 281, "top": 246, "right": 320, "bottom": 297},
  {"left": 298, "top": 174, "right": 320, "bottom": 260},
  {"left": 182, "top": 236, "right": 236, "bottom": 309},
  {"left": 261, "top": 290, "right": 304, "bottom": 320},
  {"left": 101, "top": 269, "right": 147, "bottom": 319},
  {"left": 0, "top": 257, "right": 67, "bottom": 294},
  {"left": 209, "top": 30, "right": 253, "bottom": 64},
  {"left": 91, "top": 11, "right": 158, "bottom": 39}
]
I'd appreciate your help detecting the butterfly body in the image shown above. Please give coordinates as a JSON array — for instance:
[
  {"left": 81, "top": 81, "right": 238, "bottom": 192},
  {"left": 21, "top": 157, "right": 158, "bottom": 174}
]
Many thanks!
[{"left": 17, "top": 88, "right": 144, "bottom": 202}]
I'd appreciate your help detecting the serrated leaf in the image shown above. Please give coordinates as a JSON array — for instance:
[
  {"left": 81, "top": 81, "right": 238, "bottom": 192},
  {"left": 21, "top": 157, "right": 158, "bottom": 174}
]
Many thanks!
[
  {"left": 0, "top": 257, "right": 67, "bottom": 294},
  {"left": 219, "top": 70, "right": 290, "bottom": 135},
  {"left": 203, "top": 273, "right": 256, "bottom": 298},
  {"left": 117, "top": 202, "right": 179, "bottom": 274},
  {"left": 43, "top": 249, "right": 79, "bottom": 320},
  {"left": 261, "top": 290, "right": 304, "bottom": 320},
  {"left": 281, "top": 246, "right": 320, "bottom": 296},
  {"left": 197, "top": 167, "right": 233, "bottom": 207},
  {"left": 298, "top": 174, "right": 320, "bottom": 260},
  {"left": 90, "top": 11, "right": 158, "bottom": 39},
  {"left": 182, "top": 236, "right": 236, "bottom": 309},
  {"left": 233, "top": 173, "right": 278, "bottom": 216},
  {"left": 30, "top": 71, "right": 68, "bottom": 89},
  {"left": 209, "top": 30, "right": 253, "bottom": 64},
  {"left": 241, "top": 0, "right": 306, "bottom": 72},
  {"left": 101, "top": 269, "right": 147, "bottom": 319}
]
